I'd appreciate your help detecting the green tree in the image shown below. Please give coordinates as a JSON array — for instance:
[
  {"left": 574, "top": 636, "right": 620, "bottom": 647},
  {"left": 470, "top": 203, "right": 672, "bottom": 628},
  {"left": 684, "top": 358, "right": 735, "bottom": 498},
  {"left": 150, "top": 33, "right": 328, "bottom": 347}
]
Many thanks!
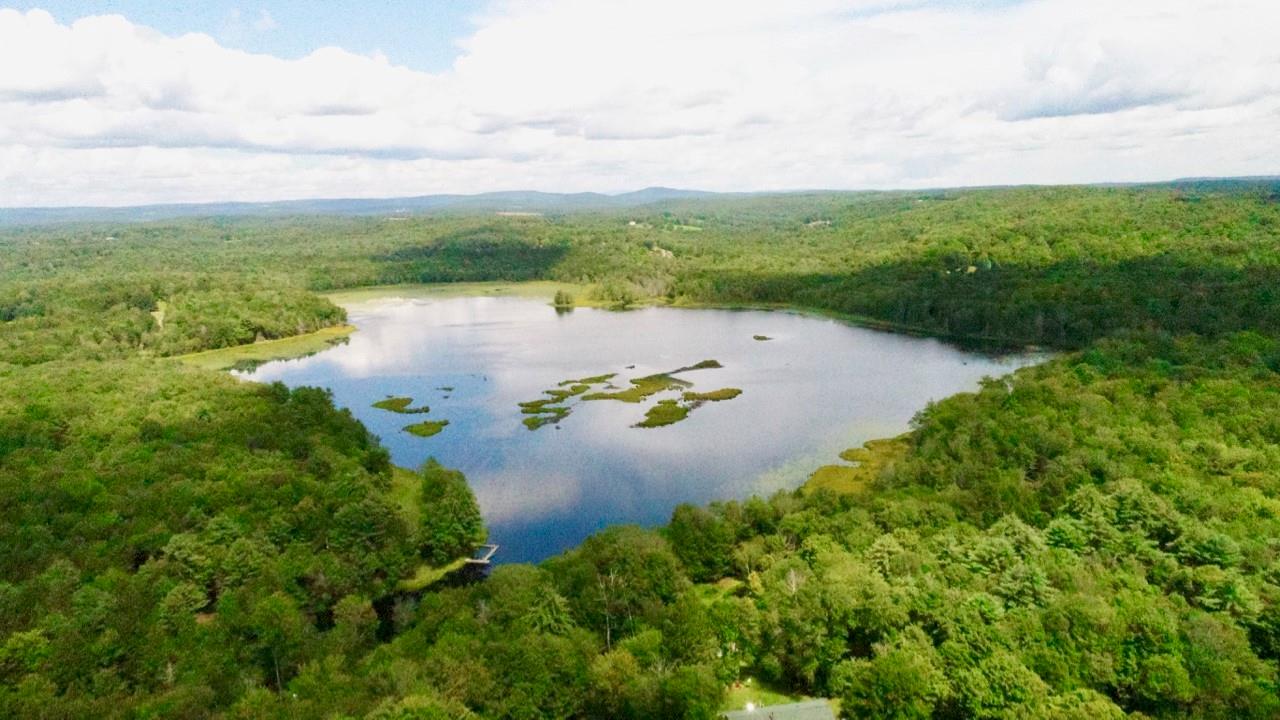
[
  {"left": 416, "top": 460, "right": 485, "bottom": 564},
  {"left": 831, "top": 627, "right": 950, "bottom": 720}
]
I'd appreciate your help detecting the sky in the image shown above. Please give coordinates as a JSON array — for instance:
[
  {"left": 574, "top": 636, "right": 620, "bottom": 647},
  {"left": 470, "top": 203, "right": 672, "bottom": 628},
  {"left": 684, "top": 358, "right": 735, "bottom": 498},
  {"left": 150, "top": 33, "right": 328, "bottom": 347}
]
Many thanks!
[{"left": 0, "top": 0, "right": 1277, "bottom": 207}]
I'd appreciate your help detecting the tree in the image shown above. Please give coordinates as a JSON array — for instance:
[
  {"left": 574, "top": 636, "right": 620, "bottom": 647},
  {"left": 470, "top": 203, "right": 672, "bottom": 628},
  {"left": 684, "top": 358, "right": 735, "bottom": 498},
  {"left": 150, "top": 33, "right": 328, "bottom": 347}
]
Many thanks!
[
  {"left": 666, "top": 504, "right": 734, "bottom": 582},
  {"left": 416, "top": 459, "right": 485, "bottom": 564},
  {"left": 831, "top": 627, "right": 950, "bottom": 720}
]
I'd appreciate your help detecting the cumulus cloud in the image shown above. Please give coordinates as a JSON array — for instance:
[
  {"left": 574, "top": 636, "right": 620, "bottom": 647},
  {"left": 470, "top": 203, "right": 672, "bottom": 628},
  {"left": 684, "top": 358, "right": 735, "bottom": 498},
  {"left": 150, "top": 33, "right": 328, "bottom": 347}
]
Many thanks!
[{"left": 0, "top": 0, "right": 1277, "bottom": 206}]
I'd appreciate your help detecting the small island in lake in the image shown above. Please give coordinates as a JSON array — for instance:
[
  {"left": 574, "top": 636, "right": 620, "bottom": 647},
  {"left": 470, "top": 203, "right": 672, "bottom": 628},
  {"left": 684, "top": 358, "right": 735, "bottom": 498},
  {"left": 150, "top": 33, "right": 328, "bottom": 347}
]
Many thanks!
[
  {"left": 404, "top": 419, "right": 450, "bottom": 437},
  {"left": 372, "top": 396, "right": 431, "bottom": 413},
  {"left": 518, "top": 360, "right": 742, "bottom": 430}
]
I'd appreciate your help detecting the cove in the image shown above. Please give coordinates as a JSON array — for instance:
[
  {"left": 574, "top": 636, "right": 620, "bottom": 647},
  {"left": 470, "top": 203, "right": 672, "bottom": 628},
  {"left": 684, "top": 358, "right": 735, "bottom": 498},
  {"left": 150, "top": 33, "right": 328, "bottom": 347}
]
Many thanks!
[{"left": 240, "top": 292, "right": 1042, "bottom": 563}]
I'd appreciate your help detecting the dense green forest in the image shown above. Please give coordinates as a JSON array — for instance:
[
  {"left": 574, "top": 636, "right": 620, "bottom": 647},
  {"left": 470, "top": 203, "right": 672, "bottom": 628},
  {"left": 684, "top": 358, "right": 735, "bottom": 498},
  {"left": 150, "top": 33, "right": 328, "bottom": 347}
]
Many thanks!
[{"left": 4, "top": 181, "right": 1280, "bottom": 718}]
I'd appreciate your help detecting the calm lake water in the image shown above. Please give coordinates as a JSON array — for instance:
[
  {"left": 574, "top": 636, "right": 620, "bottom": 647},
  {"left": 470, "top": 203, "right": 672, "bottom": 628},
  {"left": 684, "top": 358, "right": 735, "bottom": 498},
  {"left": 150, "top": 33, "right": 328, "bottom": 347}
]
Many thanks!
[{"left": 242, "top": 294, "right": 1041, "bottom": 563}]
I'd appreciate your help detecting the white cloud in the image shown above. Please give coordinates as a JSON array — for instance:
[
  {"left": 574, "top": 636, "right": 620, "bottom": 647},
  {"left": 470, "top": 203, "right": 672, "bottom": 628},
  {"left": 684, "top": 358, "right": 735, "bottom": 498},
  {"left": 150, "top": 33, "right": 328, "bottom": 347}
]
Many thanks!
[{"left": 0, "top": 1, "right": 1277, "bottom": 206}]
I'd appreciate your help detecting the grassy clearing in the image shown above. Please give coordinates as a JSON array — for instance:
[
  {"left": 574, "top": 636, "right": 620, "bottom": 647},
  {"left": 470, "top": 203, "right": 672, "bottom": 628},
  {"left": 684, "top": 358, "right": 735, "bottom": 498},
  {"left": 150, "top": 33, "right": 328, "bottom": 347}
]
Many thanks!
[
  {"left": 635, "top": 399, "right": 690, "bottom": 428},
  {"left": 693, "top": 578, "right": 744, "bottom": 606},
  {"left": 397, "top": 557, "right": 469, "bottom": 592},
  {"left": 721, "top": 677, "right": 808, "bottom": 713},
  {"left": 389, "top": 465, "right": 468, "bottom": 592},
  {"left": 804, "top": 436, "right": 910, "bottom": 495},
  {"left": 389, "top": 466, "right": 422, "bottom": 526},
  {"left": 174, "top": 324, "right": 355, "bottom": 371},
  {"left": 404, "top": 420, "right": 449, "bottom": 437},
  {"left": 372, "top": 396, "right": 430, "bottom": 413},
  {"left": 683, "top": 387, "right": 742, "bottom": 402}
]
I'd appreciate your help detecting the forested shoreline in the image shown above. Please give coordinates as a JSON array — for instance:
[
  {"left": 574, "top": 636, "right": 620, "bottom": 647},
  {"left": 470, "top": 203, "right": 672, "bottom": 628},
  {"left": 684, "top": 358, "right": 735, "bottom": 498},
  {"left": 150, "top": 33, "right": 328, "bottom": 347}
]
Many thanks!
[{"left": 4, "top": 181, "right": 1280, "bottom": 717}]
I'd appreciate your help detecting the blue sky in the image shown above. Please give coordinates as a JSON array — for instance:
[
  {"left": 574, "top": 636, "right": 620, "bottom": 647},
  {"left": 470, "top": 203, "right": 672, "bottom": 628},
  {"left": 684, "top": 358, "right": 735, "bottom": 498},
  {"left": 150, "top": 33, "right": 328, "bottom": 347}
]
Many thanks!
[
  {"left": 0, "top": 1, "right": 1277, "bottom": 206},
  {"left": 7, "top": 1, "right": 479, "bottom": 71}
]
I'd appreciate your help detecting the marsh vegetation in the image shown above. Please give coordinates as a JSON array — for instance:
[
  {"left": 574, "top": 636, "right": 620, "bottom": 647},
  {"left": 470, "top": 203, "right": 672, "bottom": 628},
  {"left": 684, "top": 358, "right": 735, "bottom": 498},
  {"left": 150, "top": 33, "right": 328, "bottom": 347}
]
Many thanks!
[
  {"left": 371, "top": 396, "right": 430, "bottom": 413},
  {"left": 518, "top": 359, "right": 740, "bottom": 431},
  {"left": 403, "top": 419, "right": 449, "bottom": 437}
]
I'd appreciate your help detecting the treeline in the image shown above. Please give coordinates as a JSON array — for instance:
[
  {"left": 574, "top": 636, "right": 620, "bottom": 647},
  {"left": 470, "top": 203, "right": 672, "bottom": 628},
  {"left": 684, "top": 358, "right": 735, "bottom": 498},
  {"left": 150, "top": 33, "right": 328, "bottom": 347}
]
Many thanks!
[
  {"left": 5, "top": 183, "right": 1280, "bottom": 351},
  {"left": 255, "top": 332, "right": 1276, "bottom": 718},
  {"left": 4, "top": 182, "right": 1280, "bottom": 717},
  {"left": 11, "top": 333, "right": 1277, "bottom": 717},
  {"left": 0, "top": 360, "right": 483, "bottom": 716},
  {"left": 0, "top": 274, "right": 345, "bottom": 366}
]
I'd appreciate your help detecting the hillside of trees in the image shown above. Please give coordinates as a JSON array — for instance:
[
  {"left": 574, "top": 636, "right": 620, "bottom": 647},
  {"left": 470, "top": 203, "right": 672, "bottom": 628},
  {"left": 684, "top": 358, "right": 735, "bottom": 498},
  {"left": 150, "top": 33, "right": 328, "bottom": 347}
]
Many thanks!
[{"left": 3, "top": 181, "right": 1280, "bottom": 717}]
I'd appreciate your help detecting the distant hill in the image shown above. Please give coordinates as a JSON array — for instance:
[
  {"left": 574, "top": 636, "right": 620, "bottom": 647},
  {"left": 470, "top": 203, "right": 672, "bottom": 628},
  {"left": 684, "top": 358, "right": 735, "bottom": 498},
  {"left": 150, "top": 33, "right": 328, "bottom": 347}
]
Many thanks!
[
  {"left": 0, "top": 187, "right": 728, "bottom": 226},
  {"left": 2, "top": 178, "right": 1276, "bottom": 227}
]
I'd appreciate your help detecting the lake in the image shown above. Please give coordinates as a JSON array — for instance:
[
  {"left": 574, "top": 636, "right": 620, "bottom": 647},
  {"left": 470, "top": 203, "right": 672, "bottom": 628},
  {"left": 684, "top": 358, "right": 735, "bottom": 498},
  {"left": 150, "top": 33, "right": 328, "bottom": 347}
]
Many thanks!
[{"left": 241, "top": 292, "right": 1041, "bottom": 563}]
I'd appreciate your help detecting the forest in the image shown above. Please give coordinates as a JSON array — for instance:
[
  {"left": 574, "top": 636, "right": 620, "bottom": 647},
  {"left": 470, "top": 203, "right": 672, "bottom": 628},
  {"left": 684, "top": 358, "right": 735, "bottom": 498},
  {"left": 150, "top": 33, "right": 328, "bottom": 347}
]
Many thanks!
[{"left": 3, "top": 180, "right": 1280, "bottom": 718}]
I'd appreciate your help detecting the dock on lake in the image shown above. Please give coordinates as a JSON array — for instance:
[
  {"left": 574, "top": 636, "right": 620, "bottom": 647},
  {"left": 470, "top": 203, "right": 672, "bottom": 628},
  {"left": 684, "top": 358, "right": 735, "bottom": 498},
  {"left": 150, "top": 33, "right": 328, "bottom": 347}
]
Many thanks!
[{"left": 466, "top": 544, "right": 499, "bottom": 565}]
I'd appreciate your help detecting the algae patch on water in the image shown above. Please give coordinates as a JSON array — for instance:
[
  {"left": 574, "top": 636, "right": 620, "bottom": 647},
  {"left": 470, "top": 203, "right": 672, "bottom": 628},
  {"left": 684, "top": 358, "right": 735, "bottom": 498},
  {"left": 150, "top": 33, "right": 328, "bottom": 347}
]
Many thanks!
[
  {"left": 521, "top": 360, "right": 741, "bottom": 431},
  {"left": 373, "top": 396, "right": 431, "bottom": 414},
  {"left": 404, "top": 419, "right": 450, "bottom": 437}
]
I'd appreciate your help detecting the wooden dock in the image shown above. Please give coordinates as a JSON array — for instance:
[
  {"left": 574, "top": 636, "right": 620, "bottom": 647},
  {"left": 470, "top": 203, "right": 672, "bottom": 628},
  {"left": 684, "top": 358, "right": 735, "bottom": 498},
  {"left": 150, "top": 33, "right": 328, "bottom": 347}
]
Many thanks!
[{"left": 466, "top": 544, "right": 499, "bottom": 565}]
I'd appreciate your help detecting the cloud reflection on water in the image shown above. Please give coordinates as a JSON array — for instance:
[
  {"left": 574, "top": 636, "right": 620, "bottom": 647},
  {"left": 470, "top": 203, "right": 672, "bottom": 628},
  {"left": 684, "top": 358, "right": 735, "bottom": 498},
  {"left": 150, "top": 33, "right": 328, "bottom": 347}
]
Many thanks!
[{"left": 246, "top": 296, "right": 1043, "bottom": 563}]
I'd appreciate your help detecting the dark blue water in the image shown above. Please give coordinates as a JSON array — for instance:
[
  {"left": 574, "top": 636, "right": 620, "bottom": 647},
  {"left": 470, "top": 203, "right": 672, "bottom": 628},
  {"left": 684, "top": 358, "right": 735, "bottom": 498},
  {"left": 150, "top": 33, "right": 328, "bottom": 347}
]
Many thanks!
[{"left": 242, "top": 295, "right": 1040, "bottom": 563}]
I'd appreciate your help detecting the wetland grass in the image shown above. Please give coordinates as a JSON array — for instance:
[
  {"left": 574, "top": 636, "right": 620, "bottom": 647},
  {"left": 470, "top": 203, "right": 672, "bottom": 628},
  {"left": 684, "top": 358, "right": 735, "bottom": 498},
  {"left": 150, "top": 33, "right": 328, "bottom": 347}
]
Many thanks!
[
  {"left": 559, "top": 373, "right": 616, "bottom": 386},
  {"left": 682, "top": 388, "right": 742, "bottom": 402},
  {"left": 521, "top": 359, "right": 739, "bottom": 430},
  {"left": 522, "top": 411, "right": 567, "bottom": 430},
  {"left": 803, "top": 436, "right": 909, "bottom": 495},
  {"left": 668, "top": 359, "right": 723, "bottom": 373},
  {"left": 519, "top": 374, "right": 617, "bottom": 429},
  {"left": 373, "top": 396, "right": 431, "bottom": 413},
  {"left": 582, "top": 373, "right": 691, "bottom": 403},
  {"left": 635, "top": 399, "right": 690, "bottom": 428},
  {"left": 176, "top": 324, "right": 355, "bottom": 371},
  {"left": 404, "top": 419, "right": 450, "bottom": 437}
]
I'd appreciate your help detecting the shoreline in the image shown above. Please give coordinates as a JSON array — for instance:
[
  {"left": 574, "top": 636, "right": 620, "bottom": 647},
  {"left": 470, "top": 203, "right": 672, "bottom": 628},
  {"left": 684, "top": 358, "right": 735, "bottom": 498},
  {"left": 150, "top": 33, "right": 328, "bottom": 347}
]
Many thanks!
[{"left": 179, "top": 281, "right": 1050, "bottom": 496}]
